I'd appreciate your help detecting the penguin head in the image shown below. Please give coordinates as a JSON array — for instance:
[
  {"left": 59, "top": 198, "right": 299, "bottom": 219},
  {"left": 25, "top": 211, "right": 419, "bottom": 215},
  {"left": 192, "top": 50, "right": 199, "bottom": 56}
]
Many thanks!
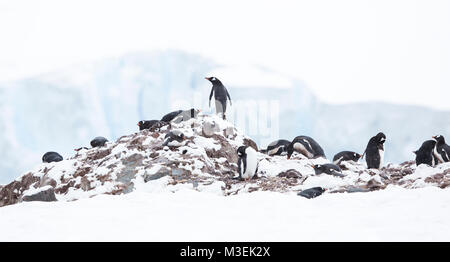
[
  {"left": 205, "top": 76, "right": 222, "bottom": 85},
  {"left": 354, "top": 152, "right": 362, "bottom": 160},
  {"left": 237, "top": 146, "right": 247, "bottom": 157},
  {"left": 313, "top": 164, "right": 322, "bottom": 175},
  {"left": 432, "top": 135, "right": 445, "bottom": 144},
  {"left": 376, "top": 132, "right": 386, "bottom": 144},
  {"left": 137, "top": 121, "right": 145, "bottom": 130}
]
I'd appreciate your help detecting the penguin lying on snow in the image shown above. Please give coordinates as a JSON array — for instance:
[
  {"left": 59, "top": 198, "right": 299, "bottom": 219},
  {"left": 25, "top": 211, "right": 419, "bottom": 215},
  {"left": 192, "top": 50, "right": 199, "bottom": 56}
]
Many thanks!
[
  {"left": 298, "top": 187, "right": 326, "bottom": 199},
  {"left": 90, "top": 136, "right": 108, "bottom": 148},
  {"left": 333, "top": 151, "right": 362, "bottom": 165},
  {"left": 206, "top": 77, "right": 232, "bottom": 120},
  {"left": 432, "top": 135, "right": 450, "bottom": 163},
  {"left": 161, "top": 110, "right": 183, "bottom": 123},
  {"left": 262, "top": 139, "right": 291, "bottom": 156},
  {"left": 363, "top": 132, "right": 386, "bottom": 169},
  {"left": 42, "top": 152, "right": 63, "bottom": 163},
  {"left": 237, "top": 146, "right": 258, "bottom": 180},
  {"left": 313, "top": 164, "right": 345, "bottom": 177},
  {"left": 414, "top": 140, "right": 437, "bottom": 166},
  {"left": 287, "top": 136, "right": 325, "bottom": 159},
  {"left": 171, "top": 108, "right": 201, "bottom": 124},
  {"left": 137, "top": 120, "right": 159, "bottom": 131},
  {"left": 162, "top": 130, "right": 185, "bottom": 147}
]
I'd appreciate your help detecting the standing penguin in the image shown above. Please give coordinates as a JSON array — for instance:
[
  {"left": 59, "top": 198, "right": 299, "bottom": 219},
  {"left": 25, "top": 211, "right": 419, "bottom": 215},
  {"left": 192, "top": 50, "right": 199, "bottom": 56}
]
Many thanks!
[
  {"left": 205, "top": 77, "right": 232, "bottom": 120},
  {"left": 237, "top": 146, "right": 258, "bottom": 180},
  {"left": 286, "top": 136, "right": 325, "bottom": 159},
  {"left": 414, "top": 140, "right": 437, "bottom": 166},
  {"left": 432, "top": 135, "right": 450, "bottom": 163},
  {"left": 363, "top": 132, "right": 386, "bottom": 169},
  {"left": 262, "top": 139, "right": 291, "bottom": 156},
  {"left": 333, "top": 151, "right": 362, "bottom": 165}
]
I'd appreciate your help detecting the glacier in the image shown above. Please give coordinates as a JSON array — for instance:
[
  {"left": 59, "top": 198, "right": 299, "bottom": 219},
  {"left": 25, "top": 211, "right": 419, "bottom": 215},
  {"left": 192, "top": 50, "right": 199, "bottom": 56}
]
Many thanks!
[{"left": 0, "top": 50, "right": 449, "bottom": 184}]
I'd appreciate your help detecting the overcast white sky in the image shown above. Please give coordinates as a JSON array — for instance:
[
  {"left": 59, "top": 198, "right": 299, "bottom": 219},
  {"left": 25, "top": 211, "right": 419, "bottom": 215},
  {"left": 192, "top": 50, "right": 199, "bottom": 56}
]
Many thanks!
[{"left": 1, "top": 0, "right": 449, "bottom": 109}]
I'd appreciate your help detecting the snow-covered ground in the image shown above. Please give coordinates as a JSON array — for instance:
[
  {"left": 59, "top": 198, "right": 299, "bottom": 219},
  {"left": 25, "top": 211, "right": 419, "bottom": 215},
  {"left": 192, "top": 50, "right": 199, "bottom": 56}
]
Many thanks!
[{"left": 1, "top": 186, "right": 449, "bottom": 242}]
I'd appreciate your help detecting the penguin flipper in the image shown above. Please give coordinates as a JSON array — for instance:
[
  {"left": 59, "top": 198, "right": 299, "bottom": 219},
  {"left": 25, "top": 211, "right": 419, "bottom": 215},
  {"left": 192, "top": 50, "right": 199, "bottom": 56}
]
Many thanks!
[{"left": 330, "top": 170, "right": 345, "bottom": 178}]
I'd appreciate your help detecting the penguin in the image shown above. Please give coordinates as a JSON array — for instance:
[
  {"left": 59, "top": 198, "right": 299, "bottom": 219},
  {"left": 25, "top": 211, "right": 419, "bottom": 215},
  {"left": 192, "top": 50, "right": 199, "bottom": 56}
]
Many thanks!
[
  {"left": 263, "top": 139, "right": 291, "bottom": 156},
  {"left": 363, "top": 132, "right": 386, "bottom": 169},
  {"left": 237, "top": 145, "right": 258, "bottom": 180},
  {"left": 90, "top": 136, "right": 108, "bottom": 148},
  {"left": 432, "top": 135, "right": 450, "bottom": 163},
  {"left": 42, "top": 152, "right": 63, "bottom": 163},
  {"left": 414, "top": 140, "right": 437, "bottom": 166},
  {"left": 205, "top": 77, "right": 232, "bottom": 120},
  {"left": 333, "top": 151, "right": 362, "bottom": 165},
  {"left": 137, "top": 120, "right": 159, "bottom": 131},
  {"left": 162, "top": 130, "right": 185, "bottom": 147},
  {"left": 171, "top": 108, "right": 201, "bottom": 124},
  {"left": 313, "top": 163, "right": 345, "bottom": 177},
  {"left": 286, "top": 136, "right": 325, "bottom": 159},
  {"left": 297, "top": 187, "right": 326, "bottom": 199},
  {"left": 161, "top": 110, "right": 183, "bottom": 123}
]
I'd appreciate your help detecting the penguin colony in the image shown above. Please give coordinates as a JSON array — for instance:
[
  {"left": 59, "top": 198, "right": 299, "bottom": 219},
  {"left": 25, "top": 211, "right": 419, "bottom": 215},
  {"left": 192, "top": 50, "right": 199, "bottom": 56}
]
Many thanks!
[{"left": 41, "top": 77, "right": 449, "bottom": 198}]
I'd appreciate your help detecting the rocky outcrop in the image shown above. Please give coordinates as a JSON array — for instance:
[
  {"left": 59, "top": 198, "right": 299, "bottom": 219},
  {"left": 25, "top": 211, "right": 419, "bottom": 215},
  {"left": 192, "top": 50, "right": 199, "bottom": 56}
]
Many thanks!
[{"left": 1, "top": 114, "right": 449, "bottom": 207}]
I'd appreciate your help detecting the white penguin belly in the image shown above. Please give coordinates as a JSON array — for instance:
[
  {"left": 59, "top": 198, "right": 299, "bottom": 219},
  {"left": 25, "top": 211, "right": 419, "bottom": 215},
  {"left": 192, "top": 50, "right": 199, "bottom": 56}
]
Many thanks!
[
  {"left": 242, "top": 148, "right": 258, "bottom": 179},
  {"left": 434, "top": 147, "right": 444, "bottom": 163},
  {"left": 293, "top": 142, "right": 314, "bottom": 158},
  {"left": 378, "top": 149, "right": 384, "bottom": 168},
  {"left": 333, "top": 156, "right": 343, "bottom": 165},
  {"left": 268, "top": 146, "right": 282, "bottom": 156}
]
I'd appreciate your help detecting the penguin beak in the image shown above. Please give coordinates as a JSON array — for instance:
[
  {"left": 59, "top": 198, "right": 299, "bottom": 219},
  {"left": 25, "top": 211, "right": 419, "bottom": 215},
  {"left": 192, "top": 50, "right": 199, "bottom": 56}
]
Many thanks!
[
  {"left": 432, "top": 136, "right": 437, "bottom": 139},
  {"left": 205, "top": 77, "right": 211, "bottom": 81}
]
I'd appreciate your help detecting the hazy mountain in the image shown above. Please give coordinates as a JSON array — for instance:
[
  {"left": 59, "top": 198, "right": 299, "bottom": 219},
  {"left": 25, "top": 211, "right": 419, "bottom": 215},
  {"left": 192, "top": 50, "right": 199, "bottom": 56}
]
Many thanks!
[{"left": 0, "top": 50, "right": 448, "bottom": 183}]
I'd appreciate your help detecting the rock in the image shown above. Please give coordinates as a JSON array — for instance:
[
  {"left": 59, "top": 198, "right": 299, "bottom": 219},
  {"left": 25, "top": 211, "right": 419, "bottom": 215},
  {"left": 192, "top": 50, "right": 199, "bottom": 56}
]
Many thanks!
[
  {"left": 298, "top": 187, "right": 325, "bottom": 199},
  {"left": 202, "top": 121, "right": 221, "bottom": 138},
  {"left": 367, "top": 178, "right": 385, "bottom": 191},
  {"left": 243, "top": 138, "right": 258, "bottom": 151},
  {"left": 277, "top": 169, "right": 302, "bottom": 179},
  {"left": 224, "top": 127, "right": 235, "bottom": 138},
  {"left": 143, "top": 167, "right": 171, "bottom": 182},
  {"left": 22, "top": 186, "right": 57, "bottom": 202},
  {"left": 0, "top": 173, "right": 41, "bottom": 207}
]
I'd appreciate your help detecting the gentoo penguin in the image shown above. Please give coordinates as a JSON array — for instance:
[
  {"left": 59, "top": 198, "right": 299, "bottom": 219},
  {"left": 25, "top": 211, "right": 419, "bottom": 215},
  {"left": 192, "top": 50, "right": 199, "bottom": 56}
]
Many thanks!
[
  {"left": 286, "top": 136, "right": 325, "bottom": 159},
  {"left": 333, "top": 151, "right": 362, "bottom": 165},
  {"left": 161, "top": 110, "right": 183, "bottom": 123},
  {"left": 171, "top": 108, "right": 201, "bottom": 124},
  {"left": 432, "top": 135, "right": 450, "bottom": 163},
  {"left": 313, "top": 164, "right": 345, "bottom": 177},
  {"left": 414, "top": 140, "right": 437, "bottom": 166},
  {"left": 364, "top": 132, "right": 386, "bottom": 169},
  {"left": 237, "top": 145, "right": 258, "bottom": 180},
  {"left": 262, "top": 139, "right": 291, "bottom": 156},
  {"left": 90, "top": 136, "right": 108, "bottom": 148},
  {"left": 42, "top": 152, "right": 63, "bottom": 163},
  {"left": 297, "top": 187, "right": 325, "bottom": 199},
  {"left": 137, "top": 120, "right": 159, "bottom": 131},
  {"left": 162, "top": 130, "right": 185, "bottom": 147},
  {"left": 206, "top": 77, "right": 232, "bottom": 120}
]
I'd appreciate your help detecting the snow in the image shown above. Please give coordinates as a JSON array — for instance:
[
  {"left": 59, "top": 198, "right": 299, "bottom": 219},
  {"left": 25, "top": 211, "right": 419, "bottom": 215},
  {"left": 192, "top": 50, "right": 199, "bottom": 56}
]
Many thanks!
[{"left": 1, "top": 187, "right": 450, "bottom": 241}]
